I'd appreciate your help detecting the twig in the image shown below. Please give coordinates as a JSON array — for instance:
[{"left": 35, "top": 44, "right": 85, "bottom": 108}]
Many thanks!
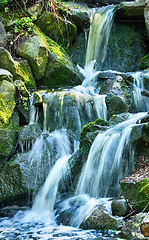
[{"left": 142, "top": 202, "right": 149, "bottom": 213}]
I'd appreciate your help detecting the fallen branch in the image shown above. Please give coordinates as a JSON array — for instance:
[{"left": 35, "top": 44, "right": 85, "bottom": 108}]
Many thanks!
[{"left": 140, "top": 211, "right": 149, "bottom": 237}]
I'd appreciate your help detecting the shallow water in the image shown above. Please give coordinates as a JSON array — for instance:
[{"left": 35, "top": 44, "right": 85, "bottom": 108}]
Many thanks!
[{"left": 0, "top": 212, "right": 121, "bottom": 240}]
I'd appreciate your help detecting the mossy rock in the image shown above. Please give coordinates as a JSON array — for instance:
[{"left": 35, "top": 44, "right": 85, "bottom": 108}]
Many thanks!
[
  {"left": 106, "top": 94, "right": 128, "bottom": 120},
  {"left": 16, "top": 28, "right": 49, "bottom": 81},
  {"left": 36, "top": 11, "right": 77, "bottom": 49},
  {"left": 120, "top": 178, "right": 149, "bottom": 212},
  {"left": 139, "top": 53, "right": 149, "bottom": 70},
  {"left": 0, "top": 48, "right": 36, "bottom": 89},
  {"left": 0, "top": 119, "right": 19, "bottom": 168}
]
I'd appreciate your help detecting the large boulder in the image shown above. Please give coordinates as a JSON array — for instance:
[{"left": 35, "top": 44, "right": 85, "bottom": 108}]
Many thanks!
[
  {"left": 120, "top": 177, "right": 149, "bottom": 212},
  {"left": 16, "top": 27, "right": 81, "bottom": 88},
  {"left": 36, "top": 11, "right": 77, "bottom": 49},
  {"left": 115, "top": 0, "right": 145, "bottom": 20},
  {"left": 102, "top": 21, "right": 148, "bottom": 72},
  {"left": 0, "top": 48, "right": 36, "bottom": 89},
  {"left": 81, "top": 207, "right": 123, "bottom": 230},
  {"left": 16, "top": 29, "right": 49, "bottom": 81}
]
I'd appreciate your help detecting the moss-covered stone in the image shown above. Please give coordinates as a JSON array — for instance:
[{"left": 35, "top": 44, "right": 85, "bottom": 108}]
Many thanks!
[
  {"left": 139, "top": 53, "right": 149, "bottom": 69},
  {"left": 36, "top": 11, "right": 77, "bottom": 49},
  {"left": 0, "top": 47, "right": 36, "bottom": 89},
  {"left": 106, "top": 94, "right": 128, "bottom": 120},
  {"left": 120, "top": 178, "right": 149, "bottom": 212}
]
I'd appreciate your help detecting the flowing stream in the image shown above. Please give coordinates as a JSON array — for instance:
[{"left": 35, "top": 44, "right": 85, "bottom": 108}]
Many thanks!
[{"left": 0, "top": 5, "right": 148, "bottom": 240}]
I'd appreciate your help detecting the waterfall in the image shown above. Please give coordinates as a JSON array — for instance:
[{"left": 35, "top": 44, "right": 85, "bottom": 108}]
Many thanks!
[
  {"left": 29, "top": 93, "right": 39, "bottom": 125},
  {"left": 76, "top": 112, "right": 148, "bottom": 198},
  {"left": 85, "top": 5, "right": 115, "bottom": 69},
  {"left": 132, "top": 71, "right": 149, "bottom": 112}
]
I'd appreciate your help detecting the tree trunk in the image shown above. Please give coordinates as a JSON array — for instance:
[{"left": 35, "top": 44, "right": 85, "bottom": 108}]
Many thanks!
[{"left": 140, "top": 212, "right": 149, "bottom": 237}]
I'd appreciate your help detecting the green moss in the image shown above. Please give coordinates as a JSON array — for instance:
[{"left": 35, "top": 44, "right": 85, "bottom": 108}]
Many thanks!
[
  {"left": 139, "top": 178, "right": 149, "bottom": 199},
  {"left": 139, "top": 53, "right": 149, "bottom": 69},
  {"left": 16, "top": 61, "right": 36, "bottom": 89},
  {"left": 0, "top": 93, "right": 13, "bottom": 125}
]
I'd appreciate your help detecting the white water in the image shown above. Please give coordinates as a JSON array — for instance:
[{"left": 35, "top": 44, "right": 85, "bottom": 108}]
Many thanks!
[
  {"left": 85, "top": 5, "right": 115, "bottom": 68},
  {"left": 132, "top": 71, "right": 149, "bottom": 111},
  {"left": 1, "top": 4, "right": 148, "bottom": 240},
  {"left": 76, "top": 112, "right": 148, "bottom": 198}
]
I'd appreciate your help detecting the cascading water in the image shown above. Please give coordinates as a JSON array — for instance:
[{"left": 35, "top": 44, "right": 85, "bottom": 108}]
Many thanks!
[
  {"left": 85, "top": 5, "right": 115, "bottom": 68},
  {"left": 132, "top": 71, "right": 149, "bottom": 112},
  {"left": 1, "top": 4, "right": 148, "bottom": 240},
  {"left": 76, "top": 112, "right": 148, "bottom": 198}
]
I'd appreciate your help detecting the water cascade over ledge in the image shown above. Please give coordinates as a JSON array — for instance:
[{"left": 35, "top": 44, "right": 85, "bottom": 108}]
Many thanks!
[{"left": 1, "top": 4, "right": 149, "bottom": 240}]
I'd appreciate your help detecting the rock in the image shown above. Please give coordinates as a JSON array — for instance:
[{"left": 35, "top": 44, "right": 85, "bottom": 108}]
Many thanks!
[
  {"left": 120, "top": 178, "right": 149, "bottom": 212},
  {"left": 81, "top": 208, "right": 123, "bottom": 230},
  {"left": 119, "top": 212, "right": 148, "bottom": 240},
  {"left": 0, "top": 48, "right": 36, "bottom": 89},
  {"left": 111, "top": 198, "right": 129, "bottom": 216},
  {"left": 16, "top": 26, "right": 81, "bottom": 88},
  {"left": 102, "top": 21, "right": 148, "bottom": 72},
  {"left": 100, "top": 73, "right": 131, "bottom": 108},
  {"left": 27, "top": 3, "right": 43, "bottom": 18},
  {"left": 36, "top": 11, "right": 77, "bottom": 49},
  {"left": 16, "top": 28, "right": 49, "bottom": 81},
  {"left": 68, "top": 31, "right": 86, "bottom": 68},
  {"left": 61, "top": 2, "right": 91, "bottom": 30},
  {"left": 0, "top": 80, "right": 18, "bottom": 166},
  {"left": 115, "top": 0, "right": 145, "bottom": 20},
  {"left": 105, "top": 94, "right": 128, "bottom": 120},
  {"left": 109, "top": 112, "right": 131, "bottom": 126},
  {"left": 0, "top": 69, "right": 13, "bottom": 83},
  {"left": 18, "top": 124, "right": 42, "bottom": 152},
  {"left": 0, "top": 22, "right": 7, "bottom": 47}
]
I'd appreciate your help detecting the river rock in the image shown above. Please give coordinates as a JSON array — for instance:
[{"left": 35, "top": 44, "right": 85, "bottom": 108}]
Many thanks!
[
  {"left": 36, "top": 11, "right": 77, "bottom": 49},
  {"left": 111, "top": 198, "right": 129, "bottom": 216},
  {"left": 0, "top": 69, "right": 13, "bottom": 83},
  {"left": 81, "top": 207, "right": 124, "bottom": 230},
  {"left": 0, "top": 22, "right": 7, "bottom": 47},
  {"left": 0, "top": 48, "right": 35, "bottom": 89},
  {"left": 115, "top": 0, "right": 145, "bottom": 20}
]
